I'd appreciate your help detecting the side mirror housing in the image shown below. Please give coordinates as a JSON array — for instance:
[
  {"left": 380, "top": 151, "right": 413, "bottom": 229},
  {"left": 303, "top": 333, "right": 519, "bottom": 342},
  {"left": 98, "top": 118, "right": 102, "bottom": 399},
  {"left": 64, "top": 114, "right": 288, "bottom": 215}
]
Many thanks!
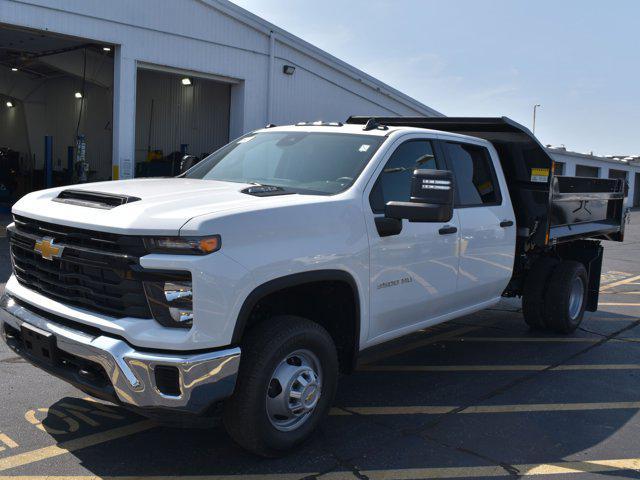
[{"left": 385, "top": 169, "right": 454, "bottom": 223}]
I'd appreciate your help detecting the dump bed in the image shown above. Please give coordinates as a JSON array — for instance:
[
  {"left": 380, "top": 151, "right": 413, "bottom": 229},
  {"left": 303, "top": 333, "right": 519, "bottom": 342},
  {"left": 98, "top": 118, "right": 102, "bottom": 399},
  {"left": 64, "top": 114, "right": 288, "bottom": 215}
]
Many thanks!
[{"left": 347, "top": 116, "right": 628, "bottom": 252}]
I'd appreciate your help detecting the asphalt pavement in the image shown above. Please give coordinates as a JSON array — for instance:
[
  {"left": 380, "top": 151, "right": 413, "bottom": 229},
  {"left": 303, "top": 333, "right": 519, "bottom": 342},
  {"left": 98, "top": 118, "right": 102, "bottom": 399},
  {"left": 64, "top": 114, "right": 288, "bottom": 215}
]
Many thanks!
[{"left": 1, "top": 212, "right": 640, "bottom": 479}]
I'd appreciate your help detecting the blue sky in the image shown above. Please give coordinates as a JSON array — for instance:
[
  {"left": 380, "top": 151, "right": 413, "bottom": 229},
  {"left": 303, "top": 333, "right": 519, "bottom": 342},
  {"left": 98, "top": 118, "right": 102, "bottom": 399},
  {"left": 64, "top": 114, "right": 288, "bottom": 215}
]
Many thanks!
[{"left": 232, "top": 0, "right": 639, "bottom": 156}]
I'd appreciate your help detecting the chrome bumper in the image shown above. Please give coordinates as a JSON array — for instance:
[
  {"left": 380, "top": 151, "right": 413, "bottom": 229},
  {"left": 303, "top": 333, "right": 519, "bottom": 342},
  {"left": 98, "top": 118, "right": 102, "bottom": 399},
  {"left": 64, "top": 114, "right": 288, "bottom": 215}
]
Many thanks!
[{"left": 0, "top": 294, "right": 240, "bottom": 414}]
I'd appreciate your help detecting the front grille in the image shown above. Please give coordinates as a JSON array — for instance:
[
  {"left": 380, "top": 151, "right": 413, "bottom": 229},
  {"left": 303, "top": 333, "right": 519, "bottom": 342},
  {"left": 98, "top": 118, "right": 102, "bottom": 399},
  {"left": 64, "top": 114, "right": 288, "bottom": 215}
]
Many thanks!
[{"left": 9, "top": 215, "right": 152, "bottom": 318}]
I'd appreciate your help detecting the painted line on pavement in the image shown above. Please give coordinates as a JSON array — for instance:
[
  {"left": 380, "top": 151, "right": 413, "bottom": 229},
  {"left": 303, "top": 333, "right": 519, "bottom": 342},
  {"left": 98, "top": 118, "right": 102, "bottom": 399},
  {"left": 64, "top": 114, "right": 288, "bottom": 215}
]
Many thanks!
[
  {"left": 600, "top": 274, "right": 640, "bottom": 291},
  {"left": 449, "top": 336, "right": 640, "bottom": 343},
  {"left": 0, "top": 420, "right": 156, "bottom": 472},
  {"left": 599, "top": 302, "right": 640, "bottom": 307},
  {"left": 331, "top": 400, "right": 640, "bottom": 416},
  {"left": 586, "top": 316, "right": 638, "bottom": 321},
  {"left": 360, "top": 363, "right": 640, "bottom": 372}
]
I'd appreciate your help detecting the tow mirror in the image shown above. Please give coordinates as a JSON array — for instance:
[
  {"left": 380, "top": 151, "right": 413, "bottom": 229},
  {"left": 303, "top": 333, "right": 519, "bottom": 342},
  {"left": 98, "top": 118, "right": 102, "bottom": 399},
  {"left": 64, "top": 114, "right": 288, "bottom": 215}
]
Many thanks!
[{"left": 385, "top": 169, "right": 454, "bottom": 223}]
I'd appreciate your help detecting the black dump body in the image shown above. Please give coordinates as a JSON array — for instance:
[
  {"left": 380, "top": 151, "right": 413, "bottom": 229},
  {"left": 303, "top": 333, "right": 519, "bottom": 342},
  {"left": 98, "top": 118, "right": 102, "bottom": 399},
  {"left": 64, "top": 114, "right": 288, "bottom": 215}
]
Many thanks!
[{"left": 347, "top": 116, "right": 627, "bottom": 254}]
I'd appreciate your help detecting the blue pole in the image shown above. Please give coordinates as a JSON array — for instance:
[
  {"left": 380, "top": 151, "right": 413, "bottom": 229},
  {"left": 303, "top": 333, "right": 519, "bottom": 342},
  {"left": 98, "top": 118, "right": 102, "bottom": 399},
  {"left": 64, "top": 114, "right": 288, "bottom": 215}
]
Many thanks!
[{"left": 44, "top": 136, "right": 53, "bottom": 188}]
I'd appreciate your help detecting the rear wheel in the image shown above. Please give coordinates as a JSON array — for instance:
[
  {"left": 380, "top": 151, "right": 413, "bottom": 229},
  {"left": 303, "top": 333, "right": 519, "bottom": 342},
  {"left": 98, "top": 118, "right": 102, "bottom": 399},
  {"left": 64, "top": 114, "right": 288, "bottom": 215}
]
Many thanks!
[
  {"left": 522, "top": 257, "right": 559, "bottom": 329},
  {"left": 223, "top": 315, "right": 338, "bottom": 457},
  {"left": 544, "top": 261, "right": 588, "bottom": 334}
]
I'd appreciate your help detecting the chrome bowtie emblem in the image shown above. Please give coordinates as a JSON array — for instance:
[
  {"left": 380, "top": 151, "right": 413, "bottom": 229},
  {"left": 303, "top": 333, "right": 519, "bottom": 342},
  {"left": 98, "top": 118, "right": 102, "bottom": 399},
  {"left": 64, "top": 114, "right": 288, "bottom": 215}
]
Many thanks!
[{"left": 34, "top": 237, "right": 64, "bottom": 261}]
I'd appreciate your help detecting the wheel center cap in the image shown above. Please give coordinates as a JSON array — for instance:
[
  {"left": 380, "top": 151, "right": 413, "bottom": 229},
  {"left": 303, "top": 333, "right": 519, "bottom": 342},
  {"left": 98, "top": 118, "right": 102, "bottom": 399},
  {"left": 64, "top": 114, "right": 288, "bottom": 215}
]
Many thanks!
[{"left": 302, "top": 384, "right": 319, "bottom": 408}]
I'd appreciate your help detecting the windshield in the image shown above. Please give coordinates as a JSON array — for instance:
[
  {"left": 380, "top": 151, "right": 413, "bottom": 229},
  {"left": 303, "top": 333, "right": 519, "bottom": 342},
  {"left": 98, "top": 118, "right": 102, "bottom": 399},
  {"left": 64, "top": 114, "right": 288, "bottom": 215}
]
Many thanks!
[{"left": 184, "top": 131, "right": 385, "bottom": 194}]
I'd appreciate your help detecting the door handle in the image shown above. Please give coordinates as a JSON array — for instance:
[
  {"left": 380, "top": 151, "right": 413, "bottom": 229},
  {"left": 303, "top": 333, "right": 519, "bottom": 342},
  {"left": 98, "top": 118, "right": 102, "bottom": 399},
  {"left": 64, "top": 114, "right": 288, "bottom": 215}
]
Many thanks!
[
  {"left": 500, "top": 220, "right": 514, "bottom": 228},
  {"left": 438, "top": 225, "right": 458, "bottom": 235}
]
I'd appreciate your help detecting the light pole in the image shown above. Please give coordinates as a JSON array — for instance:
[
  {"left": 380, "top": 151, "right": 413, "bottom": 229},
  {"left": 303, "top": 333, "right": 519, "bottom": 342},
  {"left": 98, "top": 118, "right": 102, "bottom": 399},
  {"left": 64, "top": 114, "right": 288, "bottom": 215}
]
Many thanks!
[{"left": 532, "top": 104, "right": 541, "bottom": 136}]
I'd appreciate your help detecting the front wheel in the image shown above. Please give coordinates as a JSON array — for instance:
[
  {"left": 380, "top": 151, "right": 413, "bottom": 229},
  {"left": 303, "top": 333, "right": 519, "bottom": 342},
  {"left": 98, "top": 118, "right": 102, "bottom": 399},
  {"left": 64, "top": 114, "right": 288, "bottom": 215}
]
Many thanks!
[{"left": 223, "top": 316, "right": 338, "bottom": 457}]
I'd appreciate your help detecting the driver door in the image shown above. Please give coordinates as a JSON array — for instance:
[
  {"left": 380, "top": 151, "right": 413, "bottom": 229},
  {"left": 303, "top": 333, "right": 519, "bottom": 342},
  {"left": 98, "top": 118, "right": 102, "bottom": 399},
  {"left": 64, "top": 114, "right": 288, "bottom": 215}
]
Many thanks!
[{"left": 365, "top": 137, "right": 461, "bottom": 344}]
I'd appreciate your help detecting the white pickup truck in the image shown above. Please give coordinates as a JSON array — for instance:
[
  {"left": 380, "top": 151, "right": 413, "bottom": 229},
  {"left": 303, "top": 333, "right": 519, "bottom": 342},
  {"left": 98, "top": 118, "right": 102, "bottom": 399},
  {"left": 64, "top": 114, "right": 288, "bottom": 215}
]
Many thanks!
[{"left": 1, "top": 117, "right": 627, "bottom": 456}]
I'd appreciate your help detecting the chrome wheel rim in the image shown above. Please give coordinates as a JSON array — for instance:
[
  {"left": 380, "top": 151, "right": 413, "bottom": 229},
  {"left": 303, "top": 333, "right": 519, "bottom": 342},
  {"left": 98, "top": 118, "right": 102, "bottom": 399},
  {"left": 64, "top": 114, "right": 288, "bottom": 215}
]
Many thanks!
[
  {"left": 568, "top": 276, "right": 585, "bottom": 320},
  {"left": 266, "top": 349, "right": 322, "bottom": 432}
]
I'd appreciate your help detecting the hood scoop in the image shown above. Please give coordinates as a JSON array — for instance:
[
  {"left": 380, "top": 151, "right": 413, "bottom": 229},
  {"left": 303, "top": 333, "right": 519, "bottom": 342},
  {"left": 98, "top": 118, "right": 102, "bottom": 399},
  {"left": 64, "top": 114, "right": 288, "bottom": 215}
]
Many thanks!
[{"left": 52, "top": 189, "right": 141, "bottom": 209}]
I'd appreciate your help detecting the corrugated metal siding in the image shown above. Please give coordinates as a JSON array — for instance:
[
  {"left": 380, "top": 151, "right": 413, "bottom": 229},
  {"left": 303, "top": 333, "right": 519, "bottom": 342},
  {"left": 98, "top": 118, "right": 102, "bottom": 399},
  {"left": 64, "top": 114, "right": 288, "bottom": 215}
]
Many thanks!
[
  {"left": 273, "top": 41, "right": 427, "bottom": 119},
  {"left": 135, "top": 69, "right": 230, "bottom": 163}
]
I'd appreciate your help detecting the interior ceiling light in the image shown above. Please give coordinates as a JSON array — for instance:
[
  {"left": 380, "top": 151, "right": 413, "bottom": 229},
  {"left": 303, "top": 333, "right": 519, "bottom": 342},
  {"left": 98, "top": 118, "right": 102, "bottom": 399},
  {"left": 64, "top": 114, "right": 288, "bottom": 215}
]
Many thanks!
[
  {"left": 6, "top": 101, "right": 14, "bottom": 108},
  {"left": 10, "top": 67, "right": 18, "bottom": 72},
  {"left": 181, "top": 77, "right": 192, "bottom": 86},
  {"left": 74, "top": 92, "right": 83, "bottom": 99},
  {"left": 102, "top": 46, "right": 112, "bottom": 52}
]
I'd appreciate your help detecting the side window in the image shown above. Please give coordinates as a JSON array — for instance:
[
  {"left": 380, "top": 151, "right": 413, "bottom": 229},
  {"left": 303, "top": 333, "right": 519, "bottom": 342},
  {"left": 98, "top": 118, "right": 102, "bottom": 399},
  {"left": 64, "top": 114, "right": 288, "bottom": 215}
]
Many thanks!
[
  {"left": 369, "top": 140, "right": 437, "bottom": 213},
  {"left": 443, "top": 142, "right": 501, "bottom": 207}
]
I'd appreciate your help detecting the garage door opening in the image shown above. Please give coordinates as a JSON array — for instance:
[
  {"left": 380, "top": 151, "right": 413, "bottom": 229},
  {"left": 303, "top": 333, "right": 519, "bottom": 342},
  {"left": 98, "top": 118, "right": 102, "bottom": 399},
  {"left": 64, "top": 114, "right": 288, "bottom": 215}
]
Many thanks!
[
  {"left": 0, "top": 25, "right": 114, "bottom": 210},
  {"left": 135, "top": 68, "right": 231, "bottom": 177}
]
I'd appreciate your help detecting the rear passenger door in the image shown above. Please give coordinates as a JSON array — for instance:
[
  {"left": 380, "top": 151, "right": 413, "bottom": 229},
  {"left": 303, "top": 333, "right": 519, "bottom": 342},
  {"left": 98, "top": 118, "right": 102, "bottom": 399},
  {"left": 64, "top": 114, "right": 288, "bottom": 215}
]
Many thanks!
[{"left": 440, "top": 139, "right": 516, "bottom": 307}]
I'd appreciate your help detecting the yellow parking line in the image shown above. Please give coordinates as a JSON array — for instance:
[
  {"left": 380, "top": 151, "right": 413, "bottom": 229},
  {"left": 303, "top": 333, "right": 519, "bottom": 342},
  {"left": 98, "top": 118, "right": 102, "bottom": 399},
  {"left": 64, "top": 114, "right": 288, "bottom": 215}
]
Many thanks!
[
  {"left": 601, "top": 274, "right": 640, "bottom": 291},
  {"left": 599, "top": 302, "right": 640, "bottom": 307},
  {"left": 587, "top": 316, "right": 637, "bottom": 321},
  {"left": 360, "top": 364, "right": 640, "bottom": 372},
  {"left": 0, "top": 420, "right": 155, "bottom": 472},
  {"left": 332, "top": 401, "right": 640, "bottom": 416},
  {"left": 453, "top": 337, "right": 603, "bottom": 342}
]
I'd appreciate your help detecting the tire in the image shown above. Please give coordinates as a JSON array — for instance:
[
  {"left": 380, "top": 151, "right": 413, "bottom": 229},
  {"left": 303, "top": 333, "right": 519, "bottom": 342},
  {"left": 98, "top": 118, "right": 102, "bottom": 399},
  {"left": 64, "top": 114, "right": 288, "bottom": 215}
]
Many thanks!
[
  {"left": 522, "top": 256, "right": 559, "bottom": 329},
  {"left": 544, "top": 261, "right": 588, "bottom": 334},
  {"left": 223, "top": 315, "right": 338, "bottom": 457}
]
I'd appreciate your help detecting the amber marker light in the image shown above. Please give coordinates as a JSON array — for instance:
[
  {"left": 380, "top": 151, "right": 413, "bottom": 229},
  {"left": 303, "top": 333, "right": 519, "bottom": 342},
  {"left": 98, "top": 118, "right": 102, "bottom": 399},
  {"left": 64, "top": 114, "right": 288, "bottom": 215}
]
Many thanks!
[{"left": 199, "top": 236, "right": 221, "bottom": 253}]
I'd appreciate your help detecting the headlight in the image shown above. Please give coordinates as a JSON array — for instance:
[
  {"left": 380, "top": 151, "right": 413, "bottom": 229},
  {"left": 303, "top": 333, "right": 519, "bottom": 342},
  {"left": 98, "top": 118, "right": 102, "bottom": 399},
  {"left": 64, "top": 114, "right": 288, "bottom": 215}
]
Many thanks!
[
  {"left": 143, "top": 279, "right": 194, "bottom": 329},
  {"left": 144, "top": 235, "right": 221, "bottom": 255}
]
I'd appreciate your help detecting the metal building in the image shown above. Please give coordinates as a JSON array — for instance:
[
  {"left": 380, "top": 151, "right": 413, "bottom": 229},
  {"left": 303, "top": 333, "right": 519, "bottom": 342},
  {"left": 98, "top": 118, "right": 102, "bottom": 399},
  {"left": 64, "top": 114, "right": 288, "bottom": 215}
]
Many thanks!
[
  {"left": 547, "top": 147, "right": 640, "bottom": 208},
  {"left": 0, "top": 0, "right": 439, "bottom": 209}
]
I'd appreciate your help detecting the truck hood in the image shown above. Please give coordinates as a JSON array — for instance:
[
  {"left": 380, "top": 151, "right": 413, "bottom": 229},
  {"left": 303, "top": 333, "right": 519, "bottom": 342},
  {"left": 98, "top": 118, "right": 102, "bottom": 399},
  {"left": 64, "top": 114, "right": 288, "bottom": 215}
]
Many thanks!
[{"left": 11, "top": 178, "right": 300, "bottom": 235}]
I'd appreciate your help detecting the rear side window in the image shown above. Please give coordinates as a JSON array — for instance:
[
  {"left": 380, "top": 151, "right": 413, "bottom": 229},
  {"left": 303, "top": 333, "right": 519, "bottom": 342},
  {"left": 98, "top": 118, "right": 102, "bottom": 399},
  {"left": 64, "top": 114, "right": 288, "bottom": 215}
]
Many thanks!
[
  {"left": 369, "top": 140, "right": 437, "bottom": 213},
  {"left": 443, "top": 142, "right": 501, "bottom": 207}
]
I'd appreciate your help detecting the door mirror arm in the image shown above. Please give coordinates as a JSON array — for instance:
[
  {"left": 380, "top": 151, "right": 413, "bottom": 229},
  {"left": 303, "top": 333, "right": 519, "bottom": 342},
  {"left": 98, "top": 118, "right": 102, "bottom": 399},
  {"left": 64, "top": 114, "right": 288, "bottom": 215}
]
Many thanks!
[{"left": 375, "top": 216, "right": 402, "bottom": 237}]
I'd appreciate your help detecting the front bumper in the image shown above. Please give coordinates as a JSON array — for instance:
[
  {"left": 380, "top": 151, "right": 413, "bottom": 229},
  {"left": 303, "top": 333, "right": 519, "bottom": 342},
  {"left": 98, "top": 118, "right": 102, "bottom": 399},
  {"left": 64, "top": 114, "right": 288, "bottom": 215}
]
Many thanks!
[{"left": 0, "top": 294, "right": 241, "bottom": 415}]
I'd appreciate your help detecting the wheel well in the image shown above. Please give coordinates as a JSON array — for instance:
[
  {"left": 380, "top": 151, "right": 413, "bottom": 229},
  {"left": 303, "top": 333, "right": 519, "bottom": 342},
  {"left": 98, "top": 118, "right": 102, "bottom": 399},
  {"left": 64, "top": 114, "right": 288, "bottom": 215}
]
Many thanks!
[
  {"left": 509, "top": 240, "right": 603, "bottom": 311},
  {"left": 234, "top": 272, "right": 360, "bottom": 373}
]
